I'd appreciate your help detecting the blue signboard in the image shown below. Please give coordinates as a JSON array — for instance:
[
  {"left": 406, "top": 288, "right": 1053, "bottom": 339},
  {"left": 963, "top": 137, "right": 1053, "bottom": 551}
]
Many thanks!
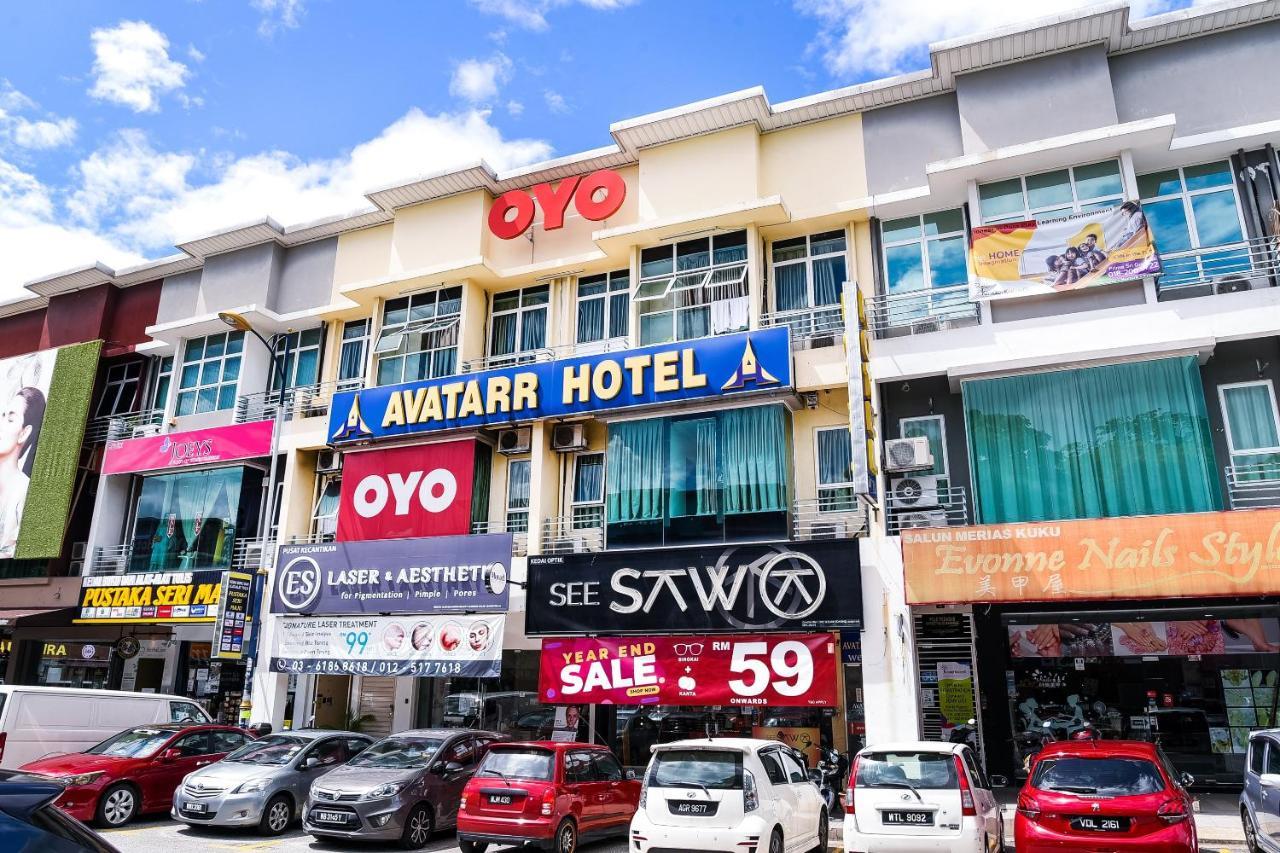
[{"left": 328, "top": 327, "right": 792, "bottom": 443}]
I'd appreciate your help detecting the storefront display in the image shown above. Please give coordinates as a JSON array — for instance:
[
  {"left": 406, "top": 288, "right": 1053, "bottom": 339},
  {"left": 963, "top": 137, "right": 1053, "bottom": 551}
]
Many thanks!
[
  {"left": 35, "top": 641, "right": 111, "bottom": 689},
  {"left": 126, "top": 466, "right": 263, "bottom": 573}
]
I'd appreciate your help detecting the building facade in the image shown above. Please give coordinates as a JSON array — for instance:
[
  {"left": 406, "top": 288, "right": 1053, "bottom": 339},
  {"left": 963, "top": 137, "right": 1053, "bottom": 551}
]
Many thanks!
[{"left": 18, "top": 0, "right": 1280, "bottom": 775}]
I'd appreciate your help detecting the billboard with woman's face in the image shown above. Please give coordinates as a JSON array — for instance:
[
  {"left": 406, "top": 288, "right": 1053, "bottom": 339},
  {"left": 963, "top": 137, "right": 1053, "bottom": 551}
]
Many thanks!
[{"left": 0, "top": 349, "right": 56, "bottom": 558}]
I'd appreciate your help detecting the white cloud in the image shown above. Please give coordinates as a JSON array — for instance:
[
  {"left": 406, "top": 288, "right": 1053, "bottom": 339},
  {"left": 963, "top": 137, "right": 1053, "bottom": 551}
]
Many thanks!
[
  {"left": 468, "top": 0, "right": 638, "bottom": 31},
  {"left": 253, "top": 0, "right": 306, "bottom": 37},
  {"left": 0, "top": 82, "right": 35, "bottom": 113},
  {"left": 795, "top": 0, "right": 1200, "bottom": 77},
  {"left": 88, "top": 20, "right": 189, "bottom": 112},
  {"left": 187, "top": 44, "right": 207, "bottom": 62},
  {"left": 506, "top": 99, "right": 525, "bottom": 117},
  {"left": 0, "top": 81, "right": 78, "bottom": 150},
  {"left": 450, "top": 55, "right": 513, "bottom": 103},
  {"left": 543, "top": 89, "right": 569, "bottom": 114}
]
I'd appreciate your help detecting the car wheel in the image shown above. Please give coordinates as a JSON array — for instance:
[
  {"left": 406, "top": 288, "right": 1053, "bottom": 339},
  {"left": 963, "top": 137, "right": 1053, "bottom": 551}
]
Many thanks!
[
  {"left": 810, "top": 810, "right": 828, "bottom": 853},
  {"left": 769, "top": 827, "right": 783, "bottom": 853},
  {"left": 554, "top": 817, "right": 578, "bottom": 853},
  {"left": 398, "top": 803, "right": 434, "bottom": 850},
  {"left": 459, "top": 841, "right": 489, "bottom": 853},
  {"left": 1243, "top": 807, "right": 1260, "bottom": 853},
  {"left": 259, "top": 793, "right": 292, "bottom": 836},
  {"left": 95, "top": 783, "right": 139, "bottom": 828}
]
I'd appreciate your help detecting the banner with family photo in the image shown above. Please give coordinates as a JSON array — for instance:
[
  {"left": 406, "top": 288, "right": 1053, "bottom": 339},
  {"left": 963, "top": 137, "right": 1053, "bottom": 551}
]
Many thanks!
[
  {"left": 269, "top": 613, "right": 504, "bottom": 677},
  {"left": 968, "top": 203, "right": 1161, "bottom": 300}
]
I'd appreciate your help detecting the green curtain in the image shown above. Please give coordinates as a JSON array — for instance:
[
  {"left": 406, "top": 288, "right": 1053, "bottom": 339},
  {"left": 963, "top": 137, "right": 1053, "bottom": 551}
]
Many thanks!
[
  {"left": 901, "top": 417, "right": 947, "bottom": 483},
  {"left": 1222, "top": 384, "right": 1280, "bottom": 472},
  {"left": 668, "top": 418, "right": 717, "bottom": 517},
  {"left": 470, "top": 443, "right": 492, "bottom": 528},
  {"left": 606, "top": 418, "right": 665, "bottom": 522},
  {"left": 963, "top": 357, "right": 1221, "bottom": 524},
  {"left": 720, "top": 405, "right": 789, "bottom": 514}
]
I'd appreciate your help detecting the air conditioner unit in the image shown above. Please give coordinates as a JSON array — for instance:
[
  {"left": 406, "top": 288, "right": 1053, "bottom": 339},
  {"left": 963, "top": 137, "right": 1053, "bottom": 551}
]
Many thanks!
[
  {"left": 315, "top": 449, "right": 343, "bottom": 474},
  {"left": 496, "top": 427, "right": 532, "bottom": 455},
  {"left": 884, "top": 436, "right": 934, "bottom": 472},
  {"left": 551, "top": 423, "right": 588, "bottom": 452},
  {"left": 1214, "top": 274, "right": 1252, "bottom": 295},
  {"left": 896, "top": 509, "right": 950, "bottom": 530},
  {"left": 890, "top": 474, "right": 942, "bottom": 509}
]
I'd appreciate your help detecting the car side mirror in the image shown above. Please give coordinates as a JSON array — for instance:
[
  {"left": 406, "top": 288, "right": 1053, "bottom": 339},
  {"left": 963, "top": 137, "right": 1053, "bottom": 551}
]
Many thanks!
[
  {"left": 444, "top": 761, "right": 465, "bottom": 774},
  {"left": 625, "top": 769, "right": 637, "bottom": 781},
  {"left": 159, "top": 748, "right": 182, "bottom": 763},
  {"left": 1180, "top": 772, "right": 1195, "bottom": 788},
  {"left": 302, "top": 756, "right": 321, "bottom": 769},
  {"left": 989, "top": 775, "right": 1009, "bottom": 788},
  {"left": 807, "top": 768, "right": 823, "bottom": 786},
  {"left": 1258, "top": 773, "right": 1280, "bottom": 789}
]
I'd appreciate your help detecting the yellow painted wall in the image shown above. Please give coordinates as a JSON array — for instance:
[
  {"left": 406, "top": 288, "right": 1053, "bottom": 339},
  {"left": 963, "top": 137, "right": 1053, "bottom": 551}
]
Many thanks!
[
  {"left": 791, "top": 389, "right": 853, "bottom": 502},
  {"left": 637, "top": 125, "right": 761, "bottom": 220},
  {"left": 334, "top": 224, "right": 394, "bottom": 289},
  {"left": 391, "top": 191, "right": 486, "bottom": 273},
  {"left": 760, "top": 115, "right": 867, "bottom": 217}
]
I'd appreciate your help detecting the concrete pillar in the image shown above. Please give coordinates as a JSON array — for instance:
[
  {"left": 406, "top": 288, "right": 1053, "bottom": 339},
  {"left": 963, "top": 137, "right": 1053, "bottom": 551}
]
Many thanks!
[
  {"left": 858, "top": 535, "right": 921, "bottom": 743},
  {"left": 392, "top": 677, "right": 416, "bottom": 733},
  {"left": 525, "top": 421, "right": 560, "bottom": 554}
]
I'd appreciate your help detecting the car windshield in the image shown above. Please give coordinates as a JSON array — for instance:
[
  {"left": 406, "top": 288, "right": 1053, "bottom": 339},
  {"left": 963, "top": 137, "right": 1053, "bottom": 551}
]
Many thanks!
[
  {"left": 476, "top": 748, "right": 554, "bottom": 781},
  {"left": 347, "top": 737, "right": 443, "bottom": 769},
  {"left": 650, "top": 750, "right": 742, "bottom": 790},
  {"left": 856, "top": 751, "right": 958, "bottom": 790},
  {"left": 1032, "top": 757, "right": 1166, "bottom": 796},
  {"left": 85, "top": 728, "right": 177, "bottom": 759},
  {"left": 225, "top": 735, "right": 308, "bottom": 765}
]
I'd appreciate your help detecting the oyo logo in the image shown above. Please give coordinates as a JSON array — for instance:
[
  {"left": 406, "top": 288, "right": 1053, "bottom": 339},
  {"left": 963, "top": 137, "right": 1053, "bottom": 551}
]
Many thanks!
[
  {"left": 353, "top": 469, "right": 458, "bottom": 519},
  {"left": 277, "top": 556, "right": 322, "bottom": 612},
  {"left": 488, "top": 169, "right": 626, "bottom": 240}
]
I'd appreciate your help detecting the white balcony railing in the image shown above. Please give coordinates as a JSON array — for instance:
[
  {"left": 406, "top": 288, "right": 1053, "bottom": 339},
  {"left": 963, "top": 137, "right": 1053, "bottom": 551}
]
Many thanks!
[
  {"left": 470, "top": 520, "right": 528, "bottom": 557},
  {"left": 1155, "top": 235, "right": 1278, "bottom": 297},
  {"left": 886, "top": 484, "right": 970, "bottom": 533},
  {"left": 461, "top": 338, "right": 635, "bottom": 375},
  {"left": 87, "top": 537, "right": 275, "bottom": 576},
  {"left": 235, "top": 380, "right": 362, "bottom": 425},
  {"left": 541, "top": 508, "right": 605, "bottom": 554},
  {"left": 1226, "top": 460, "right": 1280, "bottom": 510},
  {"left": 84, "top": 409, "right": 165, "bottom": 444},
  {"left": 791, "top": 497, "right": 867, "bottom": 540},
  {"left": 761, "top": 306, "right": 843, "bottom": 349},
  {"left": 865, "top": 285, "right": 980, "bottom": 338}
]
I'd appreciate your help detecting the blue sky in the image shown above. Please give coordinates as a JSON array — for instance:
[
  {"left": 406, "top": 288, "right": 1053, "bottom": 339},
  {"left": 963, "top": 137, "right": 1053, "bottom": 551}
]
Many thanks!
[{"left": 0, "top": 0, "right": 1199, "bottom": 300}]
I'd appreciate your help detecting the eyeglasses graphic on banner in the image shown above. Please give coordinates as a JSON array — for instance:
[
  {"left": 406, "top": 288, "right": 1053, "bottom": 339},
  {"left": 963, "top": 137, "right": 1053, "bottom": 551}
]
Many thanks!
[{"left": 673, "top": 643, "right": 704, "bottom": 656}]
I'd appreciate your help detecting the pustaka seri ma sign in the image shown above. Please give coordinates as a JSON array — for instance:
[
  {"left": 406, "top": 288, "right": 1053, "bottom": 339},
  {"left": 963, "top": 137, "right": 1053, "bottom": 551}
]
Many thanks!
[
  {"left": 488, "top": 169, "right": 626, "bottom": 240},
  {"left": 75, "top": 571, "right": 231, "bottom": 624}
]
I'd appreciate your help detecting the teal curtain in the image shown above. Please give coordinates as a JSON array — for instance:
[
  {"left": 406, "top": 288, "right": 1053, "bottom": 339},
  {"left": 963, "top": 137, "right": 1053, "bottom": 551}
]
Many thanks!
[
  {"left": 963, "top": 357, "right": 1221, "bottom": 523},
  {"left": 668, "top": 418, "right": 717, "bottom": 517},
  {"left": 720, "top": 406, "right": 789, "bottom": 514},
  {"left": 470, "top": 443, "right": 492, "bottom": 528},
  {"left": 606, "top": 419, "right": 665, "bottom": 522},
  {"left": 1222, "top": 384, "right": 1280, "bottom": 472},
  {"left": 901, "top": 417, "right": 947, "bottom": 487}
]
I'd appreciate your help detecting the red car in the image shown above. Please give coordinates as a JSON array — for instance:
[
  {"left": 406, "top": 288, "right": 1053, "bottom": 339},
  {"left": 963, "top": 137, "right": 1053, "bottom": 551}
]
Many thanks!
[
  {"left": 457, "top": 741, "right": 640, "bottom": 853},
  {"left": 1015, "top": 739, "right": 1197, "bottom": 853},
  {"left": 19, "top": 723, "right": 254, "bottom": 828}
]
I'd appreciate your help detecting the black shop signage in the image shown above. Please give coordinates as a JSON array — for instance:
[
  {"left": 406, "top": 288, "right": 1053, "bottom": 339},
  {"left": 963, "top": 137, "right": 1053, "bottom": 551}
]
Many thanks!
[{"left": 526, "top": 540, "right": 861, "bottom": 635}]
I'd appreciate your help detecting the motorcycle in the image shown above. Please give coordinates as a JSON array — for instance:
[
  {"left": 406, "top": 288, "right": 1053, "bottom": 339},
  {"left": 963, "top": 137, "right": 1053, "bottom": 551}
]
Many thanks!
[
  {"left": 808, "top": 747, "right": 847, "bottom": 816},
  {"left": 948, "top": 718, "right": 978, "bottom": 749}
]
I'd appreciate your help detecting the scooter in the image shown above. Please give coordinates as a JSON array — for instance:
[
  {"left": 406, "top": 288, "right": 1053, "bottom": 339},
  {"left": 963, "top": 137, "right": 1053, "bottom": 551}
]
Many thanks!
[
  {"left": 809, "top": 747, "right": 847, "bottom": 816},
  {"left": 948, "top": 718, "right": 978, "bottom": 749}
]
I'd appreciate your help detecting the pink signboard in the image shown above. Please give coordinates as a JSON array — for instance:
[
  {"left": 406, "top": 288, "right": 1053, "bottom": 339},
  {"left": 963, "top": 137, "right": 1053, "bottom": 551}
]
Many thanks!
[{"left": 102, "top": 420, "right": 274, "bottom": 475}]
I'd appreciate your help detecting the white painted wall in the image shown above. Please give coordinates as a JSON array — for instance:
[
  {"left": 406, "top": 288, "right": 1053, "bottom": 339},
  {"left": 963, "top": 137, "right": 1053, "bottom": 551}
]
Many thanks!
[{"left": 858, "top": 535, "right": 921, "bottom": 743}]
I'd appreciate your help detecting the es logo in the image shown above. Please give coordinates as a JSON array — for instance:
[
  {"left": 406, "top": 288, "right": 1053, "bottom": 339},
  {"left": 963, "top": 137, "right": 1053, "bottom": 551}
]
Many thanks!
[
  {"left": 488, "top": 169, "right": 627, "bottom": 240},
  {"left": 278, "top": 556, "right": 322, "bottom": 612},
  {"left": 352, "top": 469, "right": 458, "bottom": 519}
]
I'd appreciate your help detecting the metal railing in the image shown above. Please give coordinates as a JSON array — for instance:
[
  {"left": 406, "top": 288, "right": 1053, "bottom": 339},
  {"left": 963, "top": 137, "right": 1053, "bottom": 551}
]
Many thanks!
[
  {"left": 87, "top": 537, "right": 275, "bottom": 576},
  {"left": 864, "top": 285, "right": 980, "bottom": 338},
  {"left": 1155, "top": 235, "right": 1278, "bottom": 297},
  {"left": 470, "top": 520, "right": 528, "bottom": 557},
  {"left": 540, "top": 508, "right": 606, "bottom": 554},
  {"left": 235, "top": 379, "right": 362, "bottom": 424},
  {"left": 230, "top": 537, "right": 276, "bottom": 571},
  {"left": 87, "top": 544, "right": 133, "bottom": 576},
  {"left": 886, "top": 484, "right": 970, "bottom": 533},
  {"left": 1226, "top": 460, "right": 1280, "bottom": 510},
  {"left": 84, "top": 409, "right": 165, "bottom": 444},
  {"left": 791, "top": 496, "right": 868, "bottom": 540},
  {"left": 761, "top": 306, "right": 844, "bottom": 349},
  {"left": 462, "top": 338, "right": 636, "bottom": 374}
]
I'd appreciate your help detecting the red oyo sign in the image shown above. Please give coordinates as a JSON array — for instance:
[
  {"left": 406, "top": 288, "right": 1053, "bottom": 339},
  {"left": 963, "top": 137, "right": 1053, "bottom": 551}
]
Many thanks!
[
  {"left": 538, "top": 634, "right": 838, "bottom": 707},
  {"left": 337, "top": 440, "right": 476, "bottom": 541},
  {"left": 488, "top": 169, "right": 626, "bottom": 240}
]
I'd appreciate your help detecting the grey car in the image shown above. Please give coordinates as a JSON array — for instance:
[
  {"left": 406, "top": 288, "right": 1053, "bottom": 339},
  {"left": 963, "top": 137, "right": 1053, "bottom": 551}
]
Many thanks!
[
  {"left": 172, "top": 729, "right": 373, "bottom": 835},
  {"left": 303, "top": 728, "right": 503, "bottom": 849},
  {"left": 1242, "top": 728, "right": 1280, "bottom": 853}
]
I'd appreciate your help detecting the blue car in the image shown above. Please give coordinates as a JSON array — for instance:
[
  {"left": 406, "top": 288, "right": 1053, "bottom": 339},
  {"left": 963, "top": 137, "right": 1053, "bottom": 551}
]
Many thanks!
[
  {"left": 1241, "top": 729, "right": 1280, "bottom": 853},
  {"left": 0, "top": 768, "right": 120, "bottom": 852}
]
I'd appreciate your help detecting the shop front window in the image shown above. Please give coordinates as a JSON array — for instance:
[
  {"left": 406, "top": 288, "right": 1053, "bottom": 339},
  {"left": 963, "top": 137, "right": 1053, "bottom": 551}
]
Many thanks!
[
  {"left": 128, "top": 467, "right": 262, "bottom": 572},
  {"left": 375, "top": 287, "right": 461, "bottom": 386},
  {"left": 36, "top": 641, "right": 110, "bottom": 689},
  {"left": 605, "top": 404, "right": 790, "bottom": 548},
  {"left": 963, "top": 356, "right": 1221, "bottom": 524},
  {"left": 176, "top": 331, "right": 244, "bottom": 416}
]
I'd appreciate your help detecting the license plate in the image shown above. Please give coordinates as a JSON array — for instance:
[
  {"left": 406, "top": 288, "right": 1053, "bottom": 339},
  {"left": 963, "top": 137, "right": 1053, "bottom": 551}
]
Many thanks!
[
  {"left": 1070, "top": 816, "right": 1129, "bottom": 832},
  {"left": 183, "top": 802, "right": 207, "bottom": 814},
  {"left": 488, "top": 794, "right": 513, "bottom": 805},
  {"left": 883, "top": 810, "right": 933, "bottom": 825},
  {"left": 669, "top": 801, "right": 718, "bottom": 816},
  {"left": 313, "top": 810, "right": 349, "bottom": 824}
]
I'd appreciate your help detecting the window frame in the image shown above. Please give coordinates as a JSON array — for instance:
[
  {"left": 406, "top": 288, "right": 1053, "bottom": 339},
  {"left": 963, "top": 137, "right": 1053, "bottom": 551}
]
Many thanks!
[
  {"left": 814, "top": 426, "right": 856, "bottom": 511},
  {"left": 338, "top": 318, "right": 371, "bottom": 388},
  {"left": 1138, "top": 159, "right": 1248, "bottom": 253},
  {"left": 575, "top": 270, "right": 630, "bottom": 345},
  {"left": 899, "top": 414, "right": 950, "bottom": 480},
  {"left": 571, "top": 451, "right": 605, "bottom": 527},
  {"left": 635, "top": 230, "right": 750, "bottom": 344},
  {"left": 311, "top": 474, "right": 342, "bottom": 539},
  {"left": 979, "top": 159, "right": 1125, "bottom": 224},
  {"left": 878, "top": 210, "right": 968, "bottom": 297},
  {"left": 1218, "top": 380, "right": 1280, "bottom": 461},
  {"left": 95, "top": 360, "right": 144, "bottom": 418},
  {"left": 506, "top": 457, "right": 531, "bottom": 533},
  {"left": 489, "top": 284, "right": 550, "bottom": 361},
  {"left": 175, "top": 331, "right": 244, "bottom": 416},
  {"left": 374, "top": 287, "right": 462, "bottom": 387},
  {"left": 769, "top": 230, "right": 848, "bottom": 313},
  {"left": 271, "top": 327, "right": 324, "bottom": 392}
]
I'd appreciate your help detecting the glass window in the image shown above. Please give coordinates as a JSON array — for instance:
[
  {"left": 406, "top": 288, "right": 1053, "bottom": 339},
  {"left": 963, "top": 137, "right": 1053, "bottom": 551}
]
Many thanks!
[
  {"left": 978, "top": 160, "right": 1124, "bottom": 223},
  {"left": 1249, "top": 739, "right": 1266, "bottom": 775},
  {"left": 592, "top": 751, "right": 624, "bottom": 781},
  {"left": 211, "top": 730, "right": 251, "bottom": 754},
  {"left": 271, "top": 327, "right": 323, "bottom": 391},
  {"left": 347, "top": 736, "right": 444, "bottom": 769},
  {"left": 636, "top": 231, "right": 750, "bottom": 344},
  {"left": 1267, "top": 741, "right": 1280, "bottom": 776},
  {"left": 338, "top": 319, "right": 370, "bottom": 387},
  {"left": 169, "top": 701, "right": 206, "bottom": 723},
  {"left": 649, "top": 749, "right": 743, "bottom": 789},
  {"left": 571, "top": 452, "right": 604, "bottom": 528},
  {"left": 759, "top": 751, "right": 788, "bottom": 785},
  {"left": 771, "top": 230, "right": 846, "bottom": 313},
  {"left": 815, "top": 427, "right": 855, "bottom": 512},
  {"left": 855, "top": 750, "right": 959, "bottom": 790},
  {"left": 506, "top": 458, "right": 530, "bottom": 533},
  {"left": 1030, "top": 757, "right": 1165, "bottom": 796},
  {"left": 900, "top": 415, "right": 948, "bottom": 484},
  {"left": 175, "top": 331, "right": 243, "bottom": 415},
  {"left": 225, "top": 734, "right": 309, "bottom": 765},
  {"left": 312, "top": 476, "right": 341, "bottom": 539},
  {"left": 779, "top": 750, "right": 808, "bottom": 783},
  {"left": 879, "top": 210, "right": 968, "bottom": 326},
  {"left": 1219, "top": 381, "right": 1280, "bottom": 472},
  {"left": 491, "top": 284, "right": 549, "bottom": 361},
  {"left": 476, "top": 747, "right": 554, "bottom": 781},
  {"left": 374, "top": 287, "right": 461, "bottom": 386},
  {"left": 150, "top": 356, "right": 173, "bottom": 413},
  {"left": 129, "top": 467, "right": 249, "bottom": 572},
  {"left": 576, "top": 270, "right": 630, "bottom": 344},
  {"left": 94, "top": 361, "right": 143, "bottom": 418},
  {"left": 1139, "top": 161, "right": 1249, "bottom": 288}
]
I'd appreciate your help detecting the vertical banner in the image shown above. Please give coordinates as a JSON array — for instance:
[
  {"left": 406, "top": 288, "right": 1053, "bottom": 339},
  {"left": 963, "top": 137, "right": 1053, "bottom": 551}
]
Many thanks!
[
  {"left": 212, "top": 571, "right": 252, "bottom": 660},
  {"left": 936, "top": 661, "right": 975, "bottom": 737},
  {"left": 842, "top": 281, "right": 876, "bottom": 497}
]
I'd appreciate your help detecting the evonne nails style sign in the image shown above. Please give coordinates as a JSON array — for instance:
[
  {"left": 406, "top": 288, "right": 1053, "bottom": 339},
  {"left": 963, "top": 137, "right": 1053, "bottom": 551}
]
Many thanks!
[{"left": 902, "top": 508, "right": 1280, "bottom": 605}]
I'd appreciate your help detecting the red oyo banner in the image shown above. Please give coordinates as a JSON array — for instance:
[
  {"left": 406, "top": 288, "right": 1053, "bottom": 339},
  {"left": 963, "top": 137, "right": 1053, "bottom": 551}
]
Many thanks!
[
  {"left": 337, "top": 439, "right": 476, "bottom": 541},
  {"left": 538, "top": 634, "right": 838, "bottom": 708},
  {"left": 102, "top": 420, "right": 274, "bottom": 475}
]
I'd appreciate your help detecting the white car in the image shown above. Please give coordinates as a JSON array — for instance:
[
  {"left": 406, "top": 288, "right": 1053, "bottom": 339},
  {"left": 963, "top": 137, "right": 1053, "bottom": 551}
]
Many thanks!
[
  {"left": 844, "top": 741, "right": 1005, "bottom": 853},
  {"left": 629, "top": 737, "right": 827, "bottom": 853}
]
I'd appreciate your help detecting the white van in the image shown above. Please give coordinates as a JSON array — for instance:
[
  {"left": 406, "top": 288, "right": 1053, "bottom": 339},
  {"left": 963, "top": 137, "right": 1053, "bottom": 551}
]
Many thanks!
[{"left": 0, "top": 685, "right": 211, "bottom": 769}]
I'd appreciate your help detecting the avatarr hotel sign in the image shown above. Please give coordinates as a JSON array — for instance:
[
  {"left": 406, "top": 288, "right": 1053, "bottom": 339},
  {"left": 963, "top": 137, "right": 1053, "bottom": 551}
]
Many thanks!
[{"left": 329, "top": 328, "right": 791, "bottom": 444}]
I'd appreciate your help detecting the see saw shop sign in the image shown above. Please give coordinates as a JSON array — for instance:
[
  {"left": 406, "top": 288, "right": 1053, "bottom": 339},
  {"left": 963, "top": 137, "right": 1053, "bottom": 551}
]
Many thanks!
[
  {"left": 525, "top": 540, "right": 861, "bottom": 635},
  {"left": 329, "top": 328, "right": 791, "bottom": 443},
  {"left": 74, "top": 571, "right": 233, "bottom": 623}
]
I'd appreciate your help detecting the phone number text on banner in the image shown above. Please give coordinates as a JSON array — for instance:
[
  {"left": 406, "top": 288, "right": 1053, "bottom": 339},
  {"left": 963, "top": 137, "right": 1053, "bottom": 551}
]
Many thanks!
[
  {"left": 270, "top": 614, "right": 504, "bottom": 678},
  {"left": 538, "top": 634, "right": 838, "bottom": 707}
]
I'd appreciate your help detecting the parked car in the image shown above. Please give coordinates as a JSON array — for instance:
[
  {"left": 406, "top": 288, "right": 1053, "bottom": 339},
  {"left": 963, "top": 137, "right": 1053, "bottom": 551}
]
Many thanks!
[
  {"left": 1241, "top": 728, "right": 1280, "bottom": 853},
  {"left": 843, "top": 741, "right": 1005, "bottom": 853},
  {"left": 1015, "top": 739, "right": 1197, "bottom": 852},
  {"left": 173, "top": 729, "right": 373, "bottom": 835},
  {"left": 629, "top": 737, "right": 827, "bottom": 853},
  {"left": 19, "top": 723, "right": 254, "bottom": 828},
  {"left": 457, "top": 740, "right": 641, "bottom": 853},
  {"left": 0, "top": 768, "right": 121, "bottom": 852},
  {"left": 0, "top": 685, "right": 210, "bottom": 769},
  {"left": 303, "top": 728, "right": 502, "bottom": 849}
]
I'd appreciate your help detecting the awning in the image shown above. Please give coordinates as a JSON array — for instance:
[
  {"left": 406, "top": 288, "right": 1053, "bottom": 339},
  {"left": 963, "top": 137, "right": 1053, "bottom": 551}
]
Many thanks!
[{"left": 0, "top": 607, "right": 78, "bottom": 628}]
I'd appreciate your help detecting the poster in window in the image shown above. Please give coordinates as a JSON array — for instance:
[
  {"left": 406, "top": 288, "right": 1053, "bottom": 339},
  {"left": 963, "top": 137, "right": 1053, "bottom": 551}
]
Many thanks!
[{"left": 968, "top": 203, "right": 1161, "bottom": 300}]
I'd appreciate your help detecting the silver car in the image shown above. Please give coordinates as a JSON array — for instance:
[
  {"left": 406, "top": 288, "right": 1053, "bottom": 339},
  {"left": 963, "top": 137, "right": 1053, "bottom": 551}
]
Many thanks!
[
  {"left": 1242, "top": 728, "right": 1280, "bottom": 853},
  {"left": 303, "top": 728, "right": 502, "bottom": 849},
  {"left": 172, "top": 729, "right": 372, "bottom": 835}
]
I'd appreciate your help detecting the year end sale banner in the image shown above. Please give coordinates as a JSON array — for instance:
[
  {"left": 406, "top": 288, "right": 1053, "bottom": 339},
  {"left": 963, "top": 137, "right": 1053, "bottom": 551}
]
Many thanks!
[
  {"left": 903, "top": 508, "right": 1280, "bottom": 605},
  {"left": 969, "top": 203, "right": 1160, "bottom": 300},
  {"left": 538, "top": 634, "right": 837, "bottom": 708}
]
